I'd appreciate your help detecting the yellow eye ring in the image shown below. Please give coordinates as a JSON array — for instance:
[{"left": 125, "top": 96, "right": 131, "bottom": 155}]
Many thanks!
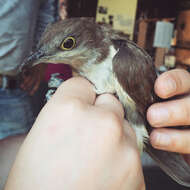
[{"left": 60, "top": 36, "right": 76, "bottom": 50}]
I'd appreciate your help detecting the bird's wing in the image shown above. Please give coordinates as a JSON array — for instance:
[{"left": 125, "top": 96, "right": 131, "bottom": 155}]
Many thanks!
[
  {"left": 146, "top": 143, "right": 190, "bottom": 187},
  {"left": 112, "top": 39, "right": 190, "bottom": 187},
  {"left": 112, "top": 39, "right": 157, "bottom": 115}
]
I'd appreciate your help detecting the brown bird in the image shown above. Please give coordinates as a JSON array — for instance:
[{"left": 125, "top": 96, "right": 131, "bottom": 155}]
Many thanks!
[{"left": 22, "top": 17, "right": 190, "bottom": 186}]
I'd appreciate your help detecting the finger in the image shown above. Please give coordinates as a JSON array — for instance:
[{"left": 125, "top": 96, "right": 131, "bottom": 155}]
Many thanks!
[
  {"left": 20, "top": 76, "right": 30, "bottom": 89},
  {"left": 94, "top": 93, "right": 124, "bottom": 121},
  {"left": 53, "top": 77, "right": 96, "bottom": 105},
  {"left": 147, "top": 96, "right": 190, "bottom": 127},
  {"left": 155, "top": 69, "right": 190, "bottom": 99},
  {"left": 150, "top": 128, "right": 190, "bottom": 154},
  {"left": 25, "top": 76, "right": 37, "bottom": 90},
  {"left": 25, "top": 79, "right": 35, "bottom": 91},
  {"left": 21, "top": 76, "right": 34, "bottom": 90},
  {"left": 29, "top": 78, "right": 41, "bottom": 96}
]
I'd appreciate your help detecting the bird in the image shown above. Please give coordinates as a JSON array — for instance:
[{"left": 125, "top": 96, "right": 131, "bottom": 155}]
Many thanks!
[{"left": 21, "top": 17, "right": 190, "bottom": 187}]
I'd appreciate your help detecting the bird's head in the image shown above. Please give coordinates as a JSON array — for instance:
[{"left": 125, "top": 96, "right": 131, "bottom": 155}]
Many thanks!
[{"left": 21, "top": 18, "right": 111, "bottom": 71}]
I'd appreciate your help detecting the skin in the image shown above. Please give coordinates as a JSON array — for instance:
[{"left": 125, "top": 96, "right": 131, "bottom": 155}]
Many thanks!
[
  {"left": 147, "top": 69, "right": 190, "bottom": 164},
  {"left": 5, "top": 77, "right": 145, "bottom": 190},
  {"left": 20, "top": 63, "right": 47, "bottom": 95}
]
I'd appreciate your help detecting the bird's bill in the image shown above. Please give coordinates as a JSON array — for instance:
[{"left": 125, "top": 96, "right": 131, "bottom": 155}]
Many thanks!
[
  {"left": 20, "top": 50, "right": 45, "bottom": 71},
  {"left": 20, "top": 50, "right": 68, "bottom": 72},
  {"left": 27, "top": 50, "right": 45, "bottom": 65}
]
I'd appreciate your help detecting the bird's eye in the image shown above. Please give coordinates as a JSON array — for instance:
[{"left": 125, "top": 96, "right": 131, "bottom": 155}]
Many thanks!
[{"left": 60, "top": 36, "right": 76, "bottom": 50}]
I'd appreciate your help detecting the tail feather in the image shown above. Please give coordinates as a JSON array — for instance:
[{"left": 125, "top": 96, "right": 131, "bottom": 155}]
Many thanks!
[{"left": 146, "top": 143, "right": 190, "bottom": 187}]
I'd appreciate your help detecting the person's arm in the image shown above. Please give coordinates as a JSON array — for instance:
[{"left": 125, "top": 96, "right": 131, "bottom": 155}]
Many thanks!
[
  {"left": 33, "top": 0, "right": 59, "bottom": 49},
  {"left": 147, "top": 69, "right": 190, "bottom": 163},
  {"left": 5, "top": 77, "right": 145, "bottom": 190},
  {"left": 20, "top": 0, "right": 59, "bottom": 95}
]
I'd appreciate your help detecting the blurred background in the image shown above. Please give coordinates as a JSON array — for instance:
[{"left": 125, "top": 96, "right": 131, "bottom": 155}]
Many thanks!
[
  {"left": 65, "top": 0, "right": 190, "bottom": 71},
  {"left": 0, "top": 0, "right": 190, "bottom": 189}
]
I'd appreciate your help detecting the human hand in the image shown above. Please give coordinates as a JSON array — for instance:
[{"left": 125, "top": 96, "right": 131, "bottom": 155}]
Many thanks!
[
  {"left": 147, "top": 69, "right": 190, "bottom": 163},
  {"left": 20, "top": 63, "right": 46, "bottom": 95},
  {"left": 5, "top": 77, "right": 145, "bottom": 190}
]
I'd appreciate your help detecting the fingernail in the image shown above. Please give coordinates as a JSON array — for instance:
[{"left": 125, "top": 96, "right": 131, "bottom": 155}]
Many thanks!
[
  {"left": 149, "top": 107, "right": 169, "bottom": 126},
  {"left": 151, "top": 132, "right": 171, "bottom": 147},
  {"left": 165, "top": 78, "right": 176, "bottom": 95}
]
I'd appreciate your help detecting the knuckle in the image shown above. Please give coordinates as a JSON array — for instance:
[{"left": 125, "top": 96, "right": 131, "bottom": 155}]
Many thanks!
[
  {"left": 101, "top": 111, "right": 123, "bottom": 139},
  {"left": 174, "top": 76, "right": 183, "bottom": 92},
  {"left": 168, "top": 98, "right": 190, "bottom": 126},
  {"left": 180, "top": 103, "right": 190, "bottom": 125},
  {"left": 171, "top": 69, "right": 190, "bottom": 91},
  {"left": 183, "top": 108, "right": 190, "bottom": 124},
  {"left": 169, "top": 134, "right": 180, "bottom": 150},
  {"left": 62, "top": 98, "right": 85, "bottom": 114},
  {"left": 170, "top": 133, "right": 189, "bottom": 153},
  {"left": 164, "top": 70, "right": 182, "bottom": 89},
  {"left": 184, "top": 138, "right": 190, "bottom": 153}
]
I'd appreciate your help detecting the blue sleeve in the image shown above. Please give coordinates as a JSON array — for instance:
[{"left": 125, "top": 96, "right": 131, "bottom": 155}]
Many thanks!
[{"left": 33, "top": 0, "right": 59, "bottom": 50}]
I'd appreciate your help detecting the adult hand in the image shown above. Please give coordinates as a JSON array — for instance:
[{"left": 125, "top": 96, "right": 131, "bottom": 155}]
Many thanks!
[
  {"left": 5, "top": 77, "right": 145, "bottom": 190},
  {"left": 20, "top": 63, "right": 47, "bottom": 95},
  {"left": 147, "top": 69, "right": 190, "bottom": 163}
]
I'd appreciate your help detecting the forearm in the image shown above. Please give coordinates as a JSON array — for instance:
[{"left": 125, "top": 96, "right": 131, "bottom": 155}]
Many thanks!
[{"left": 4, "top": 77, "right": 145, "bottom": 190}]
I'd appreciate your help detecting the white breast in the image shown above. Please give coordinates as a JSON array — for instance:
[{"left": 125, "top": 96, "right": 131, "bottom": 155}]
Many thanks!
[
  {"left": 80, "top": 45, "right": 148, "bottom": 152},
  {"left": 80, "top": 45, "right": 118, "bottom": 94}
]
